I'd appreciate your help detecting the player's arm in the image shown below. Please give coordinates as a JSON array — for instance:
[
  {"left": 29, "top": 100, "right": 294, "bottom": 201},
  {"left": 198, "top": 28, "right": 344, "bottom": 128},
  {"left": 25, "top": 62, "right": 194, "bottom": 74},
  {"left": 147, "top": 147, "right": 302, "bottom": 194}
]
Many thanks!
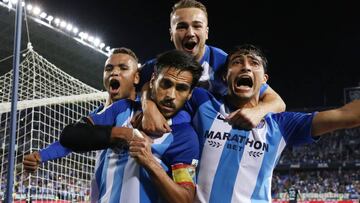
[
  {"left": 312, "top": 99, "right": 360, "bottom": 136},
  {"left": 59, "top": 121, "right": 135, "bottom": 152},
  {"left": 226, "top": 85, "right": 286, "bottom": 130},
  {"left": 23, "top": 139, "right": 73, "bottom": 172},
  {"left": 129, "top": 131, "right": 196, "bottom": 203}
]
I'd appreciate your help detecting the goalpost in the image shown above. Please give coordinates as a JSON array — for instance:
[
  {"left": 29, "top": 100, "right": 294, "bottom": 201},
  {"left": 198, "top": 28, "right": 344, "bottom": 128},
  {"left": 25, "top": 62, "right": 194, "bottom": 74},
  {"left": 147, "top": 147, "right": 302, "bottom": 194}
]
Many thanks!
[{"left": 0, "top": 47, "right": 107, "bottom": 202}]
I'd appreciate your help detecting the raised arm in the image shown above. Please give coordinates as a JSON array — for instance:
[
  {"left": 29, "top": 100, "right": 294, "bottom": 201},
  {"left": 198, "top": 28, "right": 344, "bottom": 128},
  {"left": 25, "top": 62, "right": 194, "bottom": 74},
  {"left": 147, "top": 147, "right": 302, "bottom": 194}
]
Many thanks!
[{"left": 312, "top": 100, "right": 360, "bottom": 136}]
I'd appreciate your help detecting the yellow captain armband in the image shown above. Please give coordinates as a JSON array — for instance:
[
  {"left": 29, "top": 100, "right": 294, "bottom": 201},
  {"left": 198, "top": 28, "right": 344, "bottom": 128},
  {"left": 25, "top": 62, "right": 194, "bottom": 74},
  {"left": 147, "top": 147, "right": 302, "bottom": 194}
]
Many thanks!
[{"left": 171, "top": 163, "right": 196, "bottom": 188}]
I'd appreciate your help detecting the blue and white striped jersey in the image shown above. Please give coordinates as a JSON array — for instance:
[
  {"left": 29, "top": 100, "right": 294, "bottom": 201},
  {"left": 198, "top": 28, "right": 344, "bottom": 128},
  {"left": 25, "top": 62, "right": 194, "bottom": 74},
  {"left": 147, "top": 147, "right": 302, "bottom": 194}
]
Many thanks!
[
  {"left": 89, "top": 99, "right": 199, "bottom": 203},
  {"left": 186, "top": 88, "right": 317, "bottom": 203}
]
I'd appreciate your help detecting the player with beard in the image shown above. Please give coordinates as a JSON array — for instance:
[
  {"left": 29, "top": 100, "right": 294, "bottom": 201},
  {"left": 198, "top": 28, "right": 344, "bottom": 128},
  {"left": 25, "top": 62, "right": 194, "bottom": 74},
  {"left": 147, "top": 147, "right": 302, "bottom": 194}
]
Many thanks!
[
  {"left": 23, "top": 47, "right": 140, "bottom": 172},
  {"left": 184, "top": 44, "right": 360, "bottom": 202},
  {"left": 59, "top": 50, "right": 203, "bottom": 203},
  {"left": 137, "top": 0, "right": 286, "bottom": 136}
]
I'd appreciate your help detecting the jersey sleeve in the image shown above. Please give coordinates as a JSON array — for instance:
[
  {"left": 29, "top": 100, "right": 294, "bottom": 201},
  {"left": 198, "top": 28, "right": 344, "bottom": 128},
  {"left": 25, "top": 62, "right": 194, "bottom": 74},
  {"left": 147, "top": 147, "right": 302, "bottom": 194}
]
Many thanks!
[
  {"left": 185, "top": 87, "right": 213, "bottom": 116},
  {"left": 39, "top": 141, "right": 72, "bottom": 162},
  {"left": 259, "top": 83, "right": 269, "bottom": 97},
  {"left": 89, "top": 99, "right": 132, "bottom": 125},
  {"left": 271, "top": 111, "right": 318, "bottom": 146},
  {"left": 136, "top": 59, "right": 156, "bottom": 92},
  {"left": 162, "top": 123, "right": 199, "bottom": 166}
]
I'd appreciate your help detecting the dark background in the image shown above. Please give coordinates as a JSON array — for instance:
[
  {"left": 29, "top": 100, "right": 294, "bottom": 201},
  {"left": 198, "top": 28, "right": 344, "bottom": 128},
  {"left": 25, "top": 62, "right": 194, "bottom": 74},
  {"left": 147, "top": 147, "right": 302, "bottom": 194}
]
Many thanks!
[{"left": 16, "top": 1, "right": 360, "bottom": 109}]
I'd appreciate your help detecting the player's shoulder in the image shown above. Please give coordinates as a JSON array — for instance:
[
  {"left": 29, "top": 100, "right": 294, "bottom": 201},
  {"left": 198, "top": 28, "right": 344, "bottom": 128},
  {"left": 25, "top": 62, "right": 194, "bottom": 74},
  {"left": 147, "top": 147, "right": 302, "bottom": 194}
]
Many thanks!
[{"left": 207, "top": 45, "right": 228, "bottom": 57}]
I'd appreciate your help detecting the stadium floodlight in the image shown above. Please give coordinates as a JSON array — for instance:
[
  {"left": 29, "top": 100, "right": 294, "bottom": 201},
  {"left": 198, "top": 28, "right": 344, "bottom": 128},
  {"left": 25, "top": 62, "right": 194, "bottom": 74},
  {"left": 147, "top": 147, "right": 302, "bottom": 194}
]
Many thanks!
[
  {"left": 72, "top": 27, "right": 79, "bottom": 34},
  {"left": 88, "top": 36, "right": 94, "bottom": 43},
  {"left": 40, "top": 12, "right": 47, "bottom": 19},
  {"left": 105, "top": 46, "right": 111, "bottom": 52},
  {"left": 60, "top": 21, "right": 67, "bottom": 28},
  {"left": 26, "top": 4, "right": 32, "bottom": 11},
  {"left": 32, "top": 6, "right": 41, "bottom": 16},
  {"left": 138, "top": 63, "right": 142, "bottom": 68},
  {"left": 66, "top": 24, "right": 73, "bottom": 31},
  {"left": 99, "top": 43, "right": 105, "bottom": 49},
  {"left": 93, "top": 38, "right": 100, "bottom": 46},
  {"left": 46, "top": 15, "right": 53, "bottom": 22},
  {"left": 54, "top": 18, "right": 60, "bottom": 26}
]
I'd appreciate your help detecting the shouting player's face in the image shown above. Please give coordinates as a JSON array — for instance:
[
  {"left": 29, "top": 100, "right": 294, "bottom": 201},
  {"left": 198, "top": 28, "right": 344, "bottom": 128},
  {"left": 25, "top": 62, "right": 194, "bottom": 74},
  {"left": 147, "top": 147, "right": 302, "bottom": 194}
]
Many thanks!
[
  {"left": 103, "top": 53, "right": 139, "bottom": 102},
  {"left": 226, "top": 53, "right": 268, "bottom": 102},
  {"left": 150, "top": 67, "right": 193, "bottom": 119},
  {"left": 170, "top": 8, "right": 209, "bottom": 62}
]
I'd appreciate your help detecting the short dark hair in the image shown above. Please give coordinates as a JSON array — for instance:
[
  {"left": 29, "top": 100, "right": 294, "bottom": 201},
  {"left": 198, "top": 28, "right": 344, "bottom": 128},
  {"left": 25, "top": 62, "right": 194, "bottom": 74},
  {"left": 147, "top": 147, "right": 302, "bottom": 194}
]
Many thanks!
[
  {"left": 171, "top": 0, "right": 208, "bottom": 19},
  {"left": 226, "top": 44, "right": 268, "bottom": 72},
  {"left": 110, "top": 47, "right": 139, "bottom": 64},
  {"left": 154, "top": 50, "right": 203, "bottom": 89}
]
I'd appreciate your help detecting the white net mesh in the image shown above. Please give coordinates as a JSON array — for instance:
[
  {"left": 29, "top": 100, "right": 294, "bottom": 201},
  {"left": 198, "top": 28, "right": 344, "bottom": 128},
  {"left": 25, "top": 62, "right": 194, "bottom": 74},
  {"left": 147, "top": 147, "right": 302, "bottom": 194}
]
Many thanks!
[{"left": 0, "top": 48, "right": 107, "bottom": 202}]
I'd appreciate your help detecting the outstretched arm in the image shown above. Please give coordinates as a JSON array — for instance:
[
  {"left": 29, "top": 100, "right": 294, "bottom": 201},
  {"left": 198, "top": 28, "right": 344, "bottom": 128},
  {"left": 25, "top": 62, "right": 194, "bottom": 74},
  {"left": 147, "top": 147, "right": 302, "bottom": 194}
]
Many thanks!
[
  {"left": 312, "top": 100, "right": 360, "bottom": 136},
  {"left": 226, "top": 85, "right": 286, "bottom": 129}
]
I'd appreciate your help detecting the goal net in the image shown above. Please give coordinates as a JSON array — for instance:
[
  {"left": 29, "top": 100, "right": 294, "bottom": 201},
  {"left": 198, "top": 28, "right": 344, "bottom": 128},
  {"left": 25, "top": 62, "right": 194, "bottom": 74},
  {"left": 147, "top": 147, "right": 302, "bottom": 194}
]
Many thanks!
[{"left": 0, "top": 47, "right": 107, "bottom": 202}]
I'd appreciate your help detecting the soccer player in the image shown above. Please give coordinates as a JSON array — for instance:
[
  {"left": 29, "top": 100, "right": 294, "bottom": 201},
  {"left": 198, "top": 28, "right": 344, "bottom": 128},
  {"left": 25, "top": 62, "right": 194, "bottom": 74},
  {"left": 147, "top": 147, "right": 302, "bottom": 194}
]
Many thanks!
[
  {"left": 284, "top": 181, "right": 302, "bottom": 203},
  {"left": 59, "top": 50, "right": 203, "bottom": 203},
  {"left": 22, "top": 47, "right": 140, "bottom": 172},
  {"left": 184, "top": 44, "right": 360, "bottom": 202},
  {"left": 138, "top": 0, "right": 286, "bottom": 135}
]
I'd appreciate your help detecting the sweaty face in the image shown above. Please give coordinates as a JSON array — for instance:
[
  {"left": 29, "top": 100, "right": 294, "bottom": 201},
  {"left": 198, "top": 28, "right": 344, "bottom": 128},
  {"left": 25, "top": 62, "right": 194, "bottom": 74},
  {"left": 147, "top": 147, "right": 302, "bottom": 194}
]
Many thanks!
[
  {"left": 226, "top": 53, "right": 268, "bottom": 101},
  {"left": 103, "top": 53, "right": 139, "bottom": 101},
  {"left": 150, "top": 67, "right": 193, "bottom": 119},
  {"left": 170, "top": 8, "right": 208, "bottom": 62}
]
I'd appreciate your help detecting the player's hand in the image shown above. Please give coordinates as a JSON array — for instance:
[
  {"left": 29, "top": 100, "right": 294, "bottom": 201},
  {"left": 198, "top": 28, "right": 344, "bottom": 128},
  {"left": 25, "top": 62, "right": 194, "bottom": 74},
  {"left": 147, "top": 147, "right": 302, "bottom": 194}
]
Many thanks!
[
  {"left": 23, "top": 151, "right": 42, "bottom": 172},
  {"left": 225, "top": 107, "right": 263, "bottom": 130},
  {"left": 129, "top": 131, "right": 155, "bottom": 166},
  {"left": 141, "top": 99, "right": 171, "bottom": 136}
]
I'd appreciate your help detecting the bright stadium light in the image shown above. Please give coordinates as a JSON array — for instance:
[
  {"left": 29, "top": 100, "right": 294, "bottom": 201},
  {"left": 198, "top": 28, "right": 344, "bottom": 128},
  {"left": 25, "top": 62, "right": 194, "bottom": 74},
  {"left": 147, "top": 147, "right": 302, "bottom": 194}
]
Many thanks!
[
  {"left": 46, "top": 15, "right": 53, "bottom": 22},
  {"left": 82, "top": 32, "right": 89, "bottom": 40},
  {"left": 60, "top": 21, "right": 67, "bottom": 28},
  {"left": 105, "top": 46, "right": 110, "bottom": 52},
  {"left": 21, "top": 1, "right": 25, "bottom": 7},
  {"left": 93, "top": 38, "right": 100, "bottom": 46},
  {"left": 33, "top": 6, "right": 41, "bottom": 16},
  {"left": 66, "top": 24, "right": 73, "bottom": 31},
  {"left": 99, "top": 43, "right": 105, "bottom": 49},
  {"left": 88, "top": 36, "right": 94, "bottom": 43},
  {"left": 54, "top": 18, "right": 60, "bottom": 26},
  {"left": 40, "top": 12, "right": 47, "bottom": 19},
  {"left": 72, "top": 27, "right": 79, "bottom": 34},
  {"left": 26, "top": 4, "right": 32, "bottom": 11}
]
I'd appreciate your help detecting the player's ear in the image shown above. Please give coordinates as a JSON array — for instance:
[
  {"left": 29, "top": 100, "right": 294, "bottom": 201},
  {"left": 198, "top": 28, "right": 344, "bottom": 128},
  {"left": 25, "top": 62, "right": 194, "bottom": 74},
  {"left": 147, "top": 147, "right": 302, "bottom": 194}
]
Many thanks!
[
  {"left": 149, "top": 73, "right": 156, "bottom": 89},
  {"left": 134, "top": 70, "right": 140, "bottom": 85},
  {"left": 263, "top": 74, "right": 268, "bottom": 83}
]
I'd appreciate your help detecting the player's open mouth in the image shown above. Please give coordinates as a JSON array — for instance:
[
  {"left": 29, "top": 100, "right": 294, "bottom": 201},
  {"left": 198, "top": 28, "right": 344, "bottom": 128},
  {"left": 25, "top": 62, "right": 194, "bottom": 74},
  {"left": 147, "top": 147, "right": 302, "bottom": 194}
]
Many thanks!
[
  {"left": 109, "top": 79, "right": 120, "bottom": 94},
  {"left": 235, "top": 76, "right": 253, "bottom": 91},
  {"left": 183, "top": 41, "right": 197, "bottom": 51}
]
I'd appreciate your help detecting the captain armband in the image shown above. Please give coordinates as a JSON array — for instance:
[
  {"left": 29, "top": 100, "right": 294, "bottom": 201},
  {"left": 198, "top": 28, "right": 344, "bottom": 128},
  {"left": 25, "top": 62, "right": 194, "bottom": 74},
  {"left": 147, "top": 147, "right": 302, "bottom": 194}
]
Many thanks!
[{"left": 171, "top": 163, "right": 197, "bottom": 188}]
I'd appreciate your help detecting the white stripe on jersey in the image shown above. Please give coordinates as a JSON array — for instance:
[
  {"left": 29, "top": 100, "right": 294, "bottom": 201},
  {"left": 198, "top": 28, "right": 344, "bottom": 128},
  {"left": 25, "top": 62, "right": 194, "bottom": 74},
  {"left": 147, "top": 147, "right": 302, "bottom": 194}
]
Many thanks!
[
  {"left": 231, "top": 124, "right": 267, "bottom": 202},
  {"left": 100, "top": 150, "right": 119, "bottom": 203},
  {"left": 195, "top": 105, "right": 231, "bottom": 203},
  {"left": 119, "top": 158, "right": 140, "bottom": 203}
]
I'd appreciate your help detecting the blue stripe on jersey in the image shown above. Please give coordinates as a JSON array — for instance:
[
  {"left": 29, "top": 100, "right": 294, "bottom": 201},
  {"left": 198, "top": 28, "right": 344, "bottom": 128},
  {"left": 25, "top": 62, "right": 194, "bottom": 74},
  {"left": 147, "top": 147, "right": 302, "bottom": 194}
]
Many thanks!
[
  {"left": 152, "top": 135, "right": 174, "bottom": 157},
  {"left": 109, "top": 153, "right": 129, "bottom": 203},
  {"left": 99, "top": 149, "right": 110, "bottom": 199},
  {"left": 250, "top": 119, "right": 283, "bottom": 202},
  {"left": 95, "top": 150, "right": 107, "bottom": 194},
  {"left": 209, "top": 129, "right": 250, "bottom": 203}
]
